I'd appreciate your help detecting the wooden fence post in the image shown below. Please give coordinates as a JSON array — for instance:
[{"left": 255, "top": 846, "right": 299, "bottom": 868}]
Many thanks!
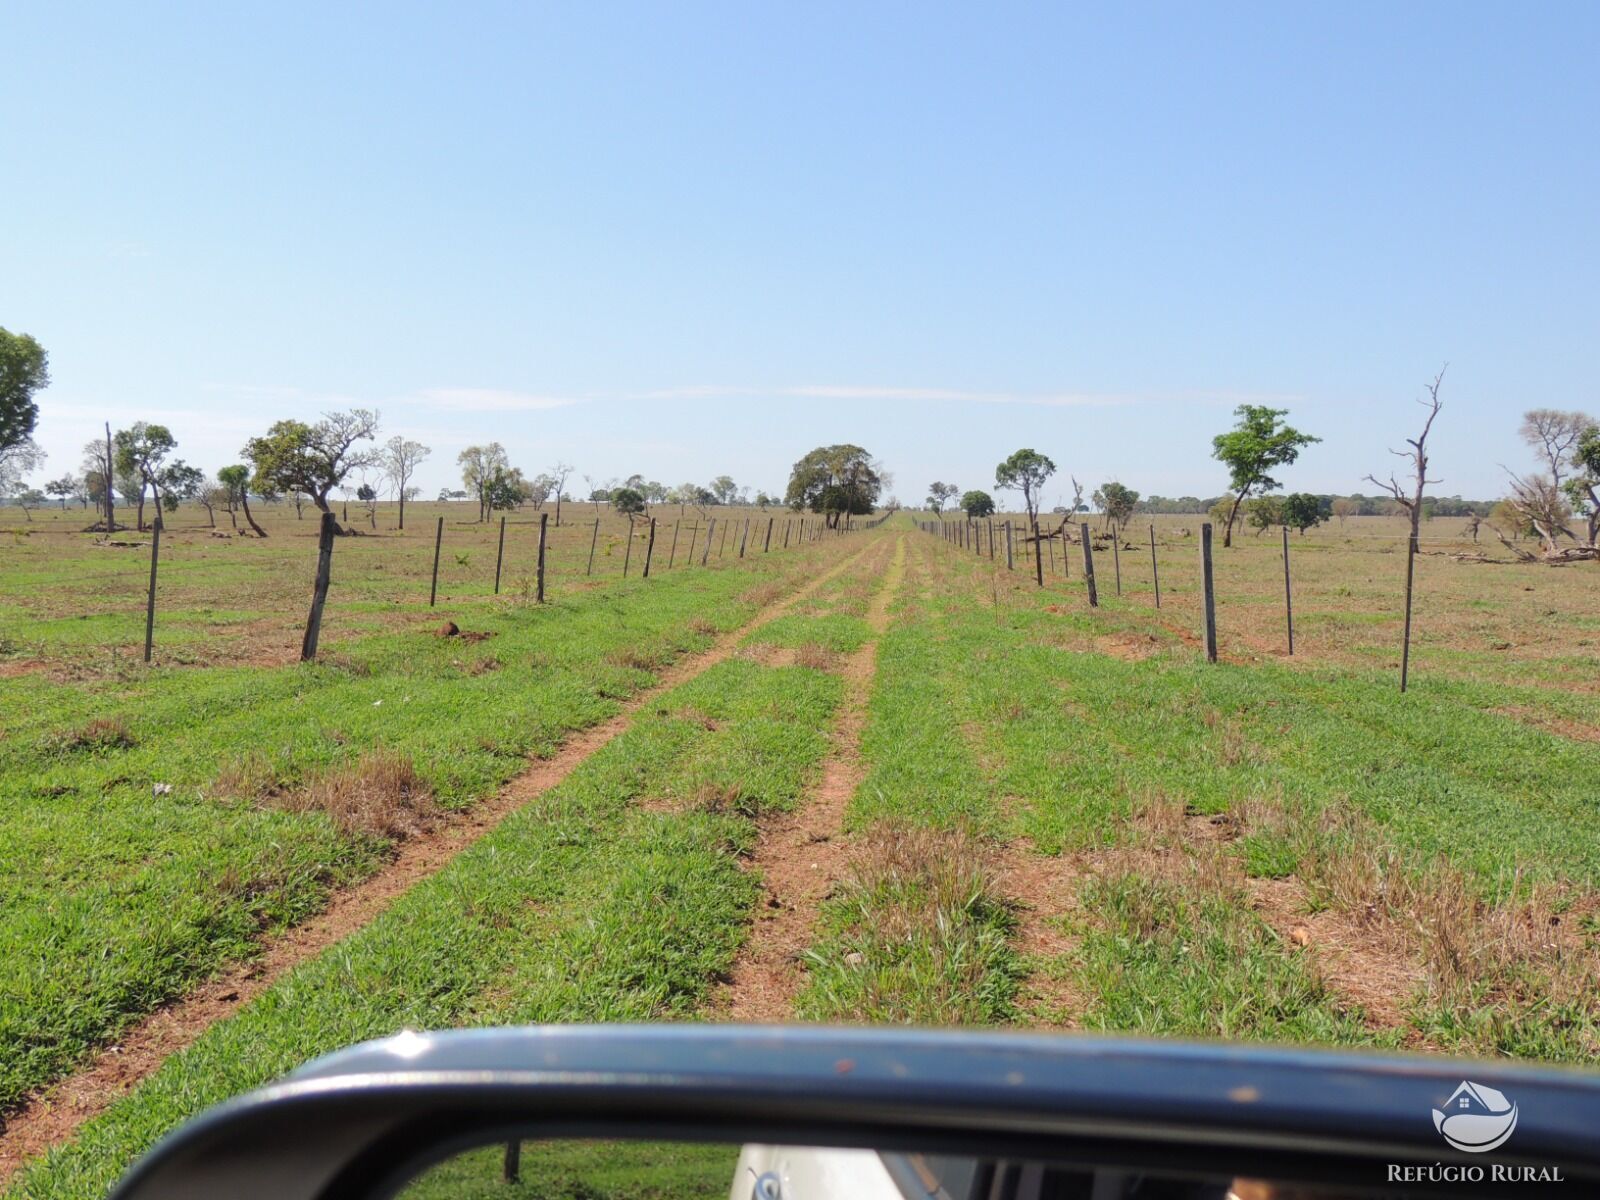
[
  {"left": 1033, "top": 521, "right": 1044, "bottom": 587},
  {"left": 1005, "top": 522, "right": 1014, "bottom": 571},
  {"left": 703, "top": 518, "right": 716, "bottom": 565},
  {"left": 667, "top": 520, "right": 680, "bottom": 568},
  {"left": 763, "top": 516, "right": 773, "bottom": 552},
  {"left": 719, "top": 519, "right": 729, "bottom": 557},
  {"left": 586, "top": 517, "right": 600, "bottom": 576},
  {"left": 1112, "top": 531, "right": 1122, "bottom": 596},
  {"left": 988, "top": 520, "right": 995, "bottom": 559},
  {"left": 1079, "top": 522, "right": 1098, "bottom": 607},
  {"left": 300, "top": 511, "right": 335, "bottom": 661},
  {"left": 536, "top": 512, "right": 549, "bottom": 603},
  {"left": 1399, "top": 532, "right": 1417, "bottom": 691},
  {"left": 783, "top": 519, "right": 791, "bottom": 548},
  {"left": 493, "top": 515, "right": 507, "bottom": 594},
  {"left": 1201, "top": 522, "right": 1218, "bottom": 663},
  {"left": 643, "top": 517, "right": 657, "bottom": 577},
  {"left": 622, "top": 520, "right": 634, "bottom": 576},
  {"left": 1150, "top": 524, "right": 1161, "bottom": 608},
  {"left": 1281, "top": 526, "right": 1295, "bottom": 655},
  {"left": 143, "top": 519, "right": 162, "bottom": 663},
  {"left": 686, "top": 521, "right": 698, "bottom": 565},
  {"left": 429, "top": 516, "right": 444, "bottom": 607},
  {"left": 1047, "top": 533, "right": 1056, "bottom": 575}
]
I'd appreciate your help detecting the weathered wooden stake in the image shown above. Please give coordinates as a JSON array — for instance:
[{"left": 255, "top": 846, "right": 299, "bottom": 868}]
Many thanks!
[
  {"left": 1079, "top": 522, "right": 1098, "bottom": 607},
  {"left": 1201, "top": 522, "right": 1218, "bottom": 663},
  {"left": 429, "top": 516, "right": 444, "bottom": 606},
  {"left": 1281, "top": 526, "right": 1295, "bottom": 655},
  {"left": 1033, "top": 521, "right": 1044, "bottom": 587},
  {"left": 738, "top": 520, "right": 749, "bottom": 558},
  {"left": 1047, "top": 533, "right": 1056, "bottom": 575},
  {"left": 1399, "top": 533, "right": 1417, "bottom": 691},
  {"left": 301, "top": 511, "right": 335, "bottom": 661},
  {"left": 763, "top": 516, "right": 773, "bottom": 552},
  {"left": 586, "top": 517, "right": 600, "bottom": 576},
  {"left": 1150, "top": 524, "right": 1161, "bottom": 608},
  {"left": 1112, "top": 532, "right": 1122, "bottom": 596},
  {"left": 642, "top": 517, "right": 657, "bottom": 576},
  {"left": 1005, "top": 522, "right": 1014, "bottom": 570},
  {"left": 622, "top": 520, "right": 634, "bottom": 576},
  {"left": 667, "top": 520, "right": 680, "bottom": 568},
  {"left": 686, "top": 522, "right": 698, "bottom": 565},
  {"left": 536, "top": 512, "right": 549, "bottom": 603},
  {"left": 783, "top": 519, "right": 791, "bottom": 548},
  {"left": 493, "top": 515, "right": 507, "bottom": 594},
  {"left": 143, "top": 520, "right": 162, "bottom": 663},
  {"left": 719, "top": 519, "right": 728, "bottom": 557},
  {"left": 703, "top": 518, "right": 716, "bottom": 565}
]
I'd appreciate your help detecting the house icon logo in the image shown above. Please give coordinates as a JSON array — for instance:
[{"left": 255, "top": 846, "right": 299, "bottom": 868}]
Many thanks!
[{"left": 1433, "top": 1081, "right": 1518, "bottom": 1153}]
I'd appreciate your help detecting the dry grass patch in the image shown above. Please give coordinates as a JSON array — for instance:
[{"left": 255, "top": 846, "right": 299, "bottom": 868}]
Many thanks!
[
  {"left": 268, "top": 751, "right": 437, "bottom": 842},
  {"left": 44, "top": 715, "right": 135, "bottom": 754},
  {"left": 793, "top": 642, "right": 840, "bottom": 672}
]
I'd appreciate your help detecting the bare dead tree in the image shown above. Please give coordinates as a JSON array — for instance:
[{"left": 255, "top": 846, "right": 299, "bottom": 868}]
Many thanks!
[{"left": 1365, "top": 367, "right": 1445, "bottom": 540}]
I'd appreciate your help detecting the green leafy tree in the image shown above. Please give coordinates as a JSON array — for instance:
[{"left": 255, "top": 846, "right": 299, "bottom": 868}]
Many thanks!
[
  {"left": 217, "top": 464, "right": 268, "bottom": 537},
  {"left": 161, "top": 461, "right": 205, "bottom": 513},
  {"left": 710, "top": 475, "right": 739, "bottom": 505},
  {"left": 1093, "top": 481, "right": 1140, "bottom": 532},
  {"left": 1562, "top": 421, "right": 1600, "bottom": 547},
  {"left": 926, "top": 481, "right": 959, "bottom": 513},
  {"left": 960, "top": 489, "right": 995, "bottom": 518},
  {"left": 611, "top": 486, "right": 646, "bottom": 521},
  {"left": 1281, "top": 492, "right": 1324, "bottom": 535},
  {"left": 1246, "top": 496, "right": 1284, "bottom": 534},
  {"left": 243, "top": 409, "right": 381, "bottom": 532},
  {"left": 113, "top": 422, "right": 179, "bottom": 530},
  {"left": 45, "top": 475, "right": 78, "bottom": 510},
  {"left": 15, "top": 487, "right": 45, "bottom": 519},
  {"left": 0, "top": 328, "right": 48, "bottom": 473},
  {"left": 994, "top": 449, "right": 1056, "bottom": 526},
  {"left": 785, "top": 445, "right": 884, "bottom": 527},
  {"left": 1211, "top": 405, "right": 1320, "bottom": 546}
]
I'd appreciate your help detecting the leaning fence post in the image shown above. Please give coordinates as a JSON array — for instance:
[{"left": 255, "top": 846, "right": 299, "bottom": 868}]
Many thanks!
[
  {"left": 586, "top": 517, "right": 599, "bottom": 576},
  {"left": 1201, "top": 522, "right": 1218, "bottom": 663},
  {"left": 719, "top": 519, "right": 729, "bottom": 557},
  {"left": 429, "top": 516, "right": 444, "bottom": 607},
  {"left": 1047, "top": 532, "right": 1056, "bottom": 575},
  {"left": 763, "top": 516, "right": 773, "bottom": 552},
  {"left": 1079, "top": 522, "right": 1099, "bottom": 607},
  {"left": 783, "top": 519, "right": 791, "bottom": 549},
  {"left": 1282, "top": 526, "right": 1295, "bottom": 655},
  {"left": 643, "top": 517, "right": 657, "bottom": 577},
  {"left": 536, "top": 512, "right": 549, "bottom": 603},
  {"left": 667, "top": 519, "right": 680, "bottom": 568},
  {"left": 686, "top": 521, "right": 698, "bottom": 565},
  {"left": 623, "top": 521, "right": 635, "bottom": 576},
  {"left": 1399, "top": 531, "right": 1417, "bottom": 691},
  {"left": 1150, "top": 523, "right": 1161, "bottom": 608},
  {"left": 493, "top": 515, "right": 507, "bottom": 595},
  {"left": 738, "top": 519, "right": 749, "bottom": 558},
  {"left": 703, "top": 518, "right": 716, "bottom": 565},
  {"left": 301, "top": 511, "right": 335, "bottom": 661},
  {"left": 1112, "top": 531, "right": 1122, "bottom": 596},
  {"left": 143, "top": 519, "right": 162, "bottom": 663}
]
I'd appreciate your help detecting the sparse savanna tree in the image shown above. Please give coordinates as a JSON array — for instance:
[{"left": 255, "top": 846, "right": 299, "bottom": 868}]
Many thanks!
[
  {"left": 549, "top": 462, "right": 573, "bottom": 525},
  {"left": 1568, "top": 422, "right": 1600, "bottom": 547},
  {"left": 1093, "top": 481, "right": 1139, "bottom": 534},
  {"left": 197, "top": 478, "right": 228, "bottom": 528},
  {"left": 611, "top": 486, "right": 646, "bottom": 524},
  {"left": 786, "top": 445, "right": 885, "bottom": 527},
  {"left": 994, "top": 449, "right": 1055, "bottom": 528},
  {"left": 1492, "top": 405, "right": 1599, "bottom": 560},
  {"left": 381, "top": 436, "right": 430, "bottom": 530},
  {"left": 961, "top": 489, "right": 995, "bottom": 519},
  {"left": 162, "top": 461, "right": 204, "bottom": 515},
  {"left": 926, "top": 481, "right": 959, "bottom": 513},
  {"left": 1331, "top": 497, "right": 1358, "bottom": 526},
  {"left": 16, "top": 487, "right": 44, "bottom": 518},
  {"left": 1364, "top": 369, "right": 1444, "bottom": 547},
  {"left": 458, "top": 442, "right": 511, "bottom": 522},
  {"left": 217, "top": 464, "right": 268, "bottom": 537},
  {"left": 1212, "top": 406, "right": 1319, "bottom": 547},
  {"left": 710, "top": 475, "right": 739, "bottom": 506},
  {"left": 45, "top": 475, "right": 77, "bottom": 510},
  {"left": 243, "top": 408, "right": 381, "bottom": 533},
  {"left": 113, "top": 422, "right": 179, "bottom": 530}
]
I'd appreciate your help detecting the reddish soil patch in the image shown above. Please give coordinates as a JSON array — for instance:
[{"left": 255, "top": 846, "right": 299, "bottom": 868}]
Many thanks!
[
  {"left": 1095, "top": 632, "right": 1162, "bottom": 661},
  {"left": 0, "top": 541, "right": 874, "bottom": 1186},
  {"left": 1492, "top": 706, "right": 1600, "bottom": 745},
  {"left": 716, "top": 538, "right": 904, "bottom": 1022},
  {"left": 994, "top": 844, "right": 1085, "bottom": 1027}
]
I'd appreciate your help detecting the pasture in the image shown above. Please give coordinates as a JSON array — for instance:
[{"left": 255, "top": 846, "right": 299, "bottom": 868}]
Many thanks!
[{"left": 1, "top": 510, "right": 1597, "bottom": 1198}]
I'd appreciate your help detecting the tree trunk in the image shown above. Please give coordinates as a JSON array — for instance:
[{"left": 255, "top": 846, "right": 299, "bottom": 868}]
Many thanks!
[
  {"left": 240, "top": 492, "right": 268, "bottom": 538},
  {"left": 398, "top": 492, "right": 406, "bottom": 531},
  {"left": 1223, "top": 489, "right": 1248, "bottom": 548},
  {"left": 135, "top": 489, "right": 146, "bottom": 532}
]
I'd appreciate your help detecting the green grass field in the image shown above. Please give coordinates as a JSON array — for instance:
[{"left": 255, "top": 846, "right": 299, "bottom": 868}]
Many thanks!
[{"left": 2, "top": 514, "right": 1597, "bottom": 1199}]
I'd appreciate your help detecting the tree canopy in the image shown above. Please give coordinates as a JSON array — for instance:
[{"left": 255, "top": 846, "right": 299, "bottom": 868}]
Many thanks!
[
  {"left": 1211, "top": 405, "right": 1319, "bottom": 546},
  {"left": 960, "top": 489, "right": 995, "bottom": 518},
  {"left": 785, "top": 444, "right": 883, "bottom": 526},
  {"left": 0, "top": 327, "right": 48, "bottom": 462},
  {"left": 1092, "top": 481, "right": 1139, "bottom": 530},
  {"left": 244, "top": 409, "right": 381, "bottom": 528},
  {"left": 994, "top": 449, "right": 1055, "bottom": 524},
  {"left": 926, "top": 481, "right": 959, "bottom": 513}
]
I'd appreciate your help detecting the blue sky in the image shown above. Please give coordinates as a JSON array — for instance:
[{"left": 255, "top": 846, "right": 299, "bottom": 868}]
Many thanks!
[{"left": 5, "top": 2, "right": 1596, "bottom": 506}]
